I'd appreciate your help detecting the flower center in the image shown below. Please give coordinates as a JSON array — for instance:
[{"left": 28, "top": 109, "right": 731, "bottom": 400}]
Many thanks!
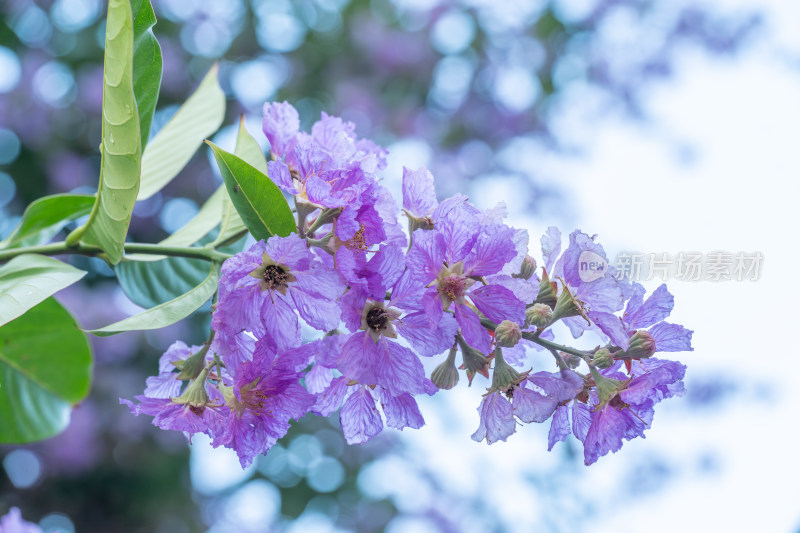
[
  {"left": 263, "top": 265, "right": 290, "bottom": 291},
  {"left": 346, "top": 224, "right": 368, "bottom": 252},
  {"left": 366, "top": 306, "right": 391, "bottom": 331},
  {"left": 437, "top": 274, "right": 467, "bottom": 303}
]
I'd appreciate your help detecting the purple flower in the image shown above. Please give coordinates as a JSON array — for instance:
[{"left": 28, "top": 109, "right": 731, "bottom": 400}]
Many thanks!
[
  {"left": 406, "top": 201, "right": 526, "bottom": 353},
  {"left": 0, "top": 508, "right": 41, "bottom": 533},
  {"left": 546, "top": 358, "right": 686, "bottom": 465},
  {"left": 211, "top": 339, "right": 316, "bottom": 468},
  {"left": 262, "top": 101, "right": 299, "bottom": 159},
  {"left": 471, "top": 391, "right": 516, "bottom": 444},
  {"left": 511, "top": 370, "right": 584, "bottom": 423},
  {"left": 212, "top": 234, "right": 346, "bottom": 350}
]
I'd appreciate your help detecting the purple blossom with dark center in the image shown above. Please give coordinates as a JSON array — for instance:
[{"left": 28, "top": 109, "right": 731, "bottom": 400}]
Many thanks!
[
  {"left": 212, "top": 234, "right": 346, "bottom": 351},
  {"left": 336, "top": 245, "right": 454, "bottom": 397},
  {"left": 0, "top": 507, "right": 41, "bottom": 533}
]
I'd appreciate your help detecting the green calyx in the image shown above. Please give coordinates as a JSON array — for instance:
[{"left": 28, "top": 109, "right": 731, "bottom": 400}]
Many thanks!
[{"left": 430, "top": 345, "right": 460, "bottom": 390}]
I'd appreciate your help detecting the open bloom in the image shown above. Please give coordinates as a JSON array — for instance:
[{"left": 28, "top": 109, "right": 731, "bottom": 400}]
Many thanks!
[{"left": 212, "top": 234, "right": 345, "bottom": 350}]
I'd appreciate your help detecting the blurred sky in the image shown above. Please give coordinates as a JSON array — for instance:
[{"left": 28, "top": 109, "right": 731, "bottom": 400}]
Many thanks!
[{"left": 376, "top": 1, "right": 799, "bottom": 532}]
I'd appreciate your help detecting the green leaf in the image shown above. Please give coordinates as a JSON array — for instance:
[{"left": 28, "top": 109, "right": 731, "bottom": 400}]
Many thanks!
[
  {"left": 0, "top": 298, "right": 92, "bottom": 443},
  {"left": 131, "top": 0, "right": 163, "bottom": 149},
  {"left": 0, "top": 194, "right": 95, "bottom": 250},
  {"left": 210, "top": 118, "right": 262, "bottom": 246},
  {"left": 207, "top": 141, "right": 295, "bottom": 241},
  {"left": 66, "top": 0, "right": 141, "bottom": 265},
  {"left": 115, "top": 255, "right": 209, "bottom": 308},
  {"left": 0, "top": 254, "right": 87, "bottom": 328},
  {"left": 88, "top": 263, "right": 218, "bottom": 336},
  {"left": 137, "top": 66, "right": 225, "bottom": 201},
  {"left": 115, "top": 235, "right": 242, "bottom": 308}
]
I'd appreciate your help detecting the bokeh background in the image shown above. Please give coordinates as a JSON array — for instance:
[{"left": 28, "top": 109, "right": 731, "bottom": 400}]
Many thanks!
[{"left": 1, "top": 0, "right": 798, "bottom": 531}]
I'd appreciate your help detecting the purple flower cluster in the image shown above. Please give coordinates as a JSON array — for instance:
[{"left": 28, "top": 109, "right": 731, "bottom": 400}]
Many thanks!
[{"left": 124, "top": 102, "right": 693, "bottom": 467}]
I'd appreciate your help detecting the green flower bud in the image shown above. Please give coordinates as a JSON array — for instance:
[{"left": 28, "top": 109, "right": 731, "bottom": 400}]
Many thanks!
[
  {"left": 623, "top": 330, "right": 657, "bottom": 358},
  {"left": 551, "top": 285, "right": 589, "bottom": 324},
  {"left": 495, "top": 320, "right": 522, "bottom": 347},
  {"left": 535, "top": 270, "right": 558, "bottom": 307},
  {"left": 491, "top": 347, "right": 524, "bottom": 393},
  {"left": 431, "top": 346, "right": 460, "bottom": 390},
  {"left": 592, "top": 348, "right": 614, "bottom": 369},
  {"left": 525, "top": 303, "right": 553, "bottom": 328},
  {"left": 456, "top": 335, "right": 491, "bottom": 386},
  {"left": 513, "top": 255, "right": 537, "bottom": 280},
  {"left": 172, "top": 367, "right": 212, "bottom": 407}
]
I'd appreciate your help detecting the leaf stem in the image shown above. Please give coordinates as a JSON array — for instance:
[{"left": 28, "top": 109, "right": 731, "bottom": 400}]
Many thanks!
[{"left": 0, "top": 241, "right": 232, "bottom": 264}]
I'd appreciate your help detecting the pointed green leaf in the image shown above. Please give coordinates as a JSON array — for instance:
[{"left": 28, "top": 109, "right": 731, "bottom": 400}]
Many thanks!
[
  {"left": 131, "top": 0, "right": 163, "bottom": 149},
  {"left": 137, "top": 66, "right": 225, "bottom": 200},
  {"left": 67, "top": 0, "right": 141, "bottom": 265},
  {"left": 0, "top": 298, "right": 92, "bottom": 444},
  {"left": 0, "top": 194, "right": 95, "bottom": 250},
  {"left": 206, "top": 141, "right": 295, "bottom": 241},
  {"left": 88, "top": 263, "right": 218, "bottom": 336},
  {"left": 0, "top": 254, "right": 87, "bottom": 328}
]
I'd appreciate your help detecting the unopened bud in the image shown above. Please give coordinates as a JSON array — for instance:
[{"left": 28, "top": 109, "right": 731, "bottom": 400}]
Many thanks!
[
  {"left": 495, "top": 320, "right": 522, "bottom": 347},
  {"left": 431, "top": 346, "right": 460, "bottom": 390},
  {"left": 172, "top": 367, "right": 212, "bottom": 407},
  {"left": 623, "top": 330, "right": 657, "bottom": 358},
  {"left": 513, "top": 255, "right": 537, "bottom": 280},
  {"left": 526, "top": 303, "right": 553, "bottom": 328},
  {"left": 536, "top": 270, "right": 558, "bottom": 307},
  {"left": 491, "top": 347, "right": 523, "bottom": 393},
  {"left": 456, "top": 335, "right": 491, "bottom": 386},
  {"left": 592, "top": 348, "right": 614, "bottom": 369},
  {"left": 551, "top": 285, "right": 589, "bottom": 323}
]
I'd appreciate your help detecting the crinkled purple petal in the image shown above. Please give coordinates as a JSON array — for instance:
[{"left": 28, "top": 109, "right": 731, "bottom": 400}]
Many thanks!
[
  {"left": 571, "top": 401, "right": 592, "bottom": 442},
  {"left": 455, "top": 302, "right": 491, "bottom": 354},
  {"left": 267, "top": 159, "right": 297, "bottom": 194},
  {"left": 305, "top": 363, "right": 334, "bottom": 394},
  {"left": 290, "top": 285, "right": 341, "bottom": 332},
  {"left": 264, "top": 233, "right": 312, "bottom": 271},
  {"left": 395, "top": 311, "right": 457, "bottom": 357},
  {"left": 260, "top": 295, "right": 300, "bottom": 351},
  {"left": 548, "top": 405, "right": 571, "bottom": 451},
  {"left": 312, "top": 376, "right": 349, "bottom": 416},
  {"left": 262, "top": 101, "right": 299, "bottom": 158},
  {"left": 337, "top": 331, "right": 379, "bottom": 385},
  {"left": 464, "top": 224, "right": 518, "bottom": 277},
  {"left": 627, "top": 284, "right": 674, "bottom": 329},
  {"left": 471, "top": 391, "right": 516, "bottom": 444},
  {"left": 588, "top": 311, "right": 630, "bottom": 350},
  {"left": 649, "top": 322, "right": 694, "bottom": 352},
  {"left": 402, "top": 166, "right": 437, "bottom": 217},
  {"left": 468, "top": 283, "right": 525, "bottom": 324},
  {"left": 340, "top": 386, "right": 383, "bottom": 444},
  {"left": 541, "top": 226, "right": 561, "bottom": 274},
  {"left": 406, "top": 229, "right": 446, "bottom": 281},
  {"left": 377, "top": 337, "right": 427, "bottom": 396},
  {"left": 379, "top": 389, "right": 425, "bottom": 430}
]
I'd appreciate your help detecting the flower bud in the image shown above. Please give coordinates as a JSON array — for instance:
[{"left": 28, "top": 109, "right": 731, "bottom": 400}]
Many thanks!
[
  {"left": 456, "top": 335, "right": 491, "bottom": 386},
  {"left": 495, "top": 320, "right": 522, "bottom": 347},
  {"left": 172, "top": 367, "right": 212, "bottom": 407},
  {"left": 592, "top": 348, "right": 614, "bottom": 369},
  {"left": 513, "top": 255, "right": 537, "bottom": 280},
  {"left": 431, "top": 346, "right": 460, "bottom": 390},
  {"left": 525, "top": 303, "right": 553, "bottom": 328},
  {"left": 623, "top": 330, "right": 657, "bottom": 358},
  {"left": 535, "top": 270, "right": 558, "bottom": 307},
  {"left": 551, "top": 285, "right": 589, "bottom": 324},
  {"left": 491, "top": 347, "right": 524, "bottom": 393}
]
